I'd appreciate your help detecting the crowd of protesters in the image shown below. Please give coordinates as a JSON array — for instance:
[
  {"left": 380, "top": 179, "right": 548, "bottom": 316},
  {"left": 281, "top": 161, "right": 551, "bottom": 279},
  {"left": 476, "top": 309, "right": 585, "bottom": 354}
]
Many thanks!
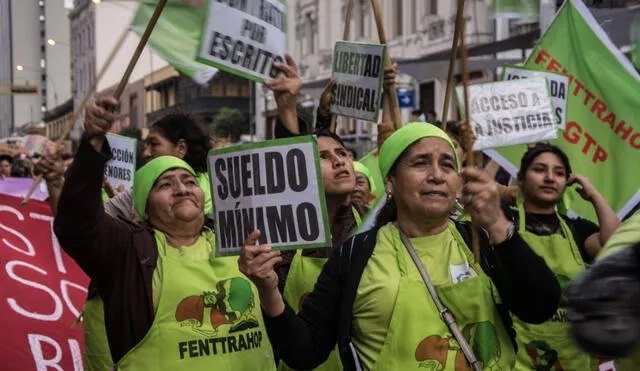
[{"left": 0, "top": 50, "right": 638, "bottom": 371}]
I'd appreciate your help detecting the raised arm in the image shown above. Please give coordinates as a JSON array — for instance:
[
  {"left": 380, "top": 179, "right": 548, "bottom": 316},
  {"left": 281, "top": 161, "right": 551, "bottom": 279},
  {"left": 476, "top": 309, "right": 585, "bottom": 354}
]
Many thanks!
[
  {"left": 53, "top": 97, "right": 137, "bottom": 283},
  {"left": 569, "top": 174, "right": 620, "bottom": 259},
  {"left": 266, "top": 53, "right": 302, "bottom": 135},
  {"left": 461, "top": 167, "right": 561, "bottom": 323},
  {"left": 33, "top": 146, "right": 66, "bottom": 215},
  {"left": 239, "top": 230, "right": 344, "bottom": 369}
]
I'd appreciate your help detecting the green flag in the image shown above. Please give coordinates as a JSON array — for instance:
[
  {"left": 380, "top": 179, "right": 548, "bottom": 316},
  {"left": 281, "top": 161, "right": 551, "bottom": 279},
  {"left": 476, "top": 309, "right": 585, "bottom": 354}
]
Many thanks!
[
  {"left": 632, "top": 15, "right": 640, "bottom": 71},
  {"left": 488, "top": 0, "right": 640, "bottom": 222},
  {"left": 130, "top": 0, "right": 218, "bottom": 84},
  {"left": 490, "top": 0, "right": 539, "bottom": 22}
]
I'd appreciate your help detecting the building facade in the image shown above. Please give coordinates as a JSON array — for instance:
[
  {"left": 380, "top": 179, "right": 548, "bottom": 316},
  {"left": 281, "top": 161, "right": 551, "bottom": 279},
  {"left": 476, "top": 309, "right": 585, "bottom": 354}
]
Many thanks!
[{"left": 0, "top": 0, "right": 72, "bottom": 137}]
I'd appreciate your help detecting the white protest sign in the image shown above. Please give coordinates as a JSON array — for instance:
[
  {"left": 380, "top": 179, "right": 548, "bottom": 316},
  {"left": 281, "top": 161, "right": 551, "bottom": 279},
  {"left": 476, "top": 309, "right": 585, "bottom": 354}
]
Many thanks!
[
  {"left": 330, "top": 41, "right": 385, "bottom": 122},
  {"left": 502, "top": 64, "right": 569, "bottom": 130},
  {"left": 197, "top": 0, "right": 287, "bottom": 82},
  {"left": 456, "top": 77, "right": 559, "bottom": 150},
  {"left": 105, "top": 133, "right": 136, "bottom": 191},
  {"left": 208, "top": 136, "right": 330, "bottom": 256}
]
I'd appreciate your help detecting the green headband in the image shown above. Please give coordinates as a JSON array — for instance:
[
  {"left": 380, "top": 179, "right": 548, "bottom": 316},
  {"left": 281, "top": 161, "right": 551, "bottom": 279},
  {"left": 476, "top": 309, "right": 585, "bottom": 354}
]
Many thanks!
[
  {"left": 133, "top": 156, "right": 196, "bottom": 220},
  {"left": 378, "top": 122, "right": 460, "bottom": 179},
  {"left": 353, "top": 161, "right": 376, "bottom": 195}
]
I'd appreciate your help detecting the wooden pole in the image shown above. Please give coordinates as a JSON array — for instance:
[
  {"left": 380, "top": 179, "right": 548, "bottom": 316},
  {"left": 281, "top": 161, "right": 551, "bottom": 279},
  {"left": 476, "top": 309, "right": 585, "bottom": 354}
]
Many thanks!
[
  {"left": 370, "top": 0, "right": 403, "bottom": 130},
  {"left": 441, "top": 0, "right": 465, "bottom": 131},
  {"left": 114, "top": 0, "right": 168, "bottom": 100},
  {"left": 21, "top": 27, "right": 130, "bottom": 206},
  {"left": 330, "top": 0, "right": 354, "bottom": 133},
  {"left": 459, "top": 18, "right": 481, "bottom": 262}
]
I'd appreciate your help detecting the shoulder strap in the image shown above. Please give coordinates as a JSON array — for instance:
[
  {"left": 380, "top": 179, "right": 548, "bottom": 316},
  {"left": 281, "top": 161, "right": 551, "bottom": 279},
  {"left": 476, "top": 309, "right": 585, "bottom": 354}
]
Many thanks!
[
  {"left": 453, "top": 220, "right": 518, "bottom": 352},
  {"left": 398, "top": 229, "right": 482, "bottom": 371},
  {"left": 560, "top": 214, "right": 591, "bottom": 264}
]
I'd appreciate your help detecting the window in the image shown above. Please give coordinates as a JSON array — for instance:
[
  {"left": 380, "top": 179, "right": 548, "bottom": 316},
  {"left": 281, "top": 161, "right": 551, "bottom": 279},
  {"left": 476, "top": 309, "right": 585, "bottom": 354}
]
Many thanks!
[
  {"left": 306, "top": 12, "right": 315, "bottom": 53},
  {"left": 410, "top": 0, "right": 417, "bottom": 32},
  {"left": 394, "top": 1, "right": 403, "bottom": 37},
  {"left": 225, "top": 82, "right": 239, "bottom": 97},
  {"left": 211, "top": 83, "right": 223, "bottom": 97},
  {"left": 358, "top": 0, "right": 366, "bottom": 38},
  {"left": 429, "top": 0, "right": 437, "bottom": 15},
  {"left": 129, "top": 94, "right": 138, "bottom": 128}
]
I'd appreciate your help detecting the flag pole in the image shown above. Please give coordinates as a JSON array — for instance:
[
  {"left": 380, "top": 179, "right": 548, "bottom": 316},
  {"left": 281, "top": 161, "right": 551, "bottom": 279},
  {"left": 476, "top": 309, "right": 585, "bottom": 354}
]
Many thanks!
[{"left": 21, "top": 27, "right": 130, "bottom": 206}]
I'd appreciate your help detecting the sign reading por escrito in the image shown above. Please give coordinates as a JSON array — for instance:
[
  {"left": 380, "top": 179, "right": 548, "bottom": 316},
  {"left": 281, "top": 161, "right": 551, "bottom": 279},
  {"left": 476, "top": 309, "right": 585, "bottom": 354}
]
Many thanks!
[
  {"left": 197, "top": 0, "right": 287, "bottom": 82},
  {"left": 208, "top": 136, "right": 330, "bottom": 256}
]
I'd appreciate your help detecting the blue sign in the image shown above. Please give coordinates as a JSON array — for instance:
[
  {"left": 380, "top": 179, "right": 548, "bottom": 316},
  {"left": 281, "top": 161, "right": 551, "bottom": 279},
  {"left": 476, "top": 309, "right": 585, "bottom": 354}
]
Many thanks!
[{"left": 380, "top": 90, "right": 415, "bottom": 108}]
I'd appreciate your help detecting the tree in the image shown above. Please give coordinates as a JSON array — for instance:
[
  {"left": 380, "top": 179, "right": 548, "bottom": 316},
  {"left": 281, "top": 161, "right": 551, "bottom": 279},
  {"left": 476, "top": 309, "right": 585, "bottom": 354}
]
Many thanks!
[{"left": 211, "top": 107, "right": 248, "bottom": 142}]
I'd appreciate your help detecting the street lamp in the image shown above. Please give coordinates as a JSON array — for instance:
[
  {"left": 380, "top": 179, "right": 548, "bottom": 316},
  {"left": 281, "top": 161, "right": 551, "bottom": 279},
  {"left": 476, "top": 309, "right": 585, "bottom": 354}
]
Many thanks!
[
  {"left": 14, "top": 64, "right": 59, "bottom": 107},
  {"left": 47, "top": 38, "right": 70, "bottom": 47}
]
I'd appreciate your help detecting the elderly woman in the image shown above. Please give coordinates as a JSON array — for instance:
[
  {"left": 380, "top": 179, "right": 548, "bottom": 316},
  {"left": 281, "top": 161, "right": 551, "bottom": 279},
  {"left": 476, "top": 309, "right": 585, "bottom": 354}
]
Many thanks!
[
  {"left": 54, "top": 97, "right": 276, "bottom": 370},
  {"left": 351, "top": 161, "right": 376, "bottom": 208},
  {"left": 239, "top": 123, "right": 560, "bottom": 371}
]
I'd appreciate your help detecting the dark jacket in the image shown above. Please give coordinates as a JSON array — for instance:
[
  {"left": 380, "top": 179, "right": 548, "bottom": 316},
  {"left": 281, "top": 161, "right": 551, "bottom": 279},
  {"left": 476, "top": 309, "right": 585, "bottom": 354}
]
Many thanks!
[
  {"left": 54, "top": 138, "right": 160, "bottom": 363},
  {"left": 264, "top": 223, "right": 562, "bottom": 370}
]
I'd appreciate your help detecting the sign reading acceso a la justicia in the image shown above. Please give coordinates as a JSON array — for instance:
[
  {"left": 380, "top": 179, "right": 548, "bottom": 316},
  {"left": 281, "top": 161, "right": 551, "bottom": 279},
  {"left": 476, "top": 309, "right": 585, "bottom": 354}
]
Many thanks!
[
  {"left": 456, "top": 77, "right": 559, "bottom": 150},
  {"left": 197, "top": 0, "right": 287, "bottom": 82},
  {"left": 330, "top": 41, "right": 386, "bottom": 122},
  {"left": 208, "top": 136, "right": 330, "bottom": 256}
]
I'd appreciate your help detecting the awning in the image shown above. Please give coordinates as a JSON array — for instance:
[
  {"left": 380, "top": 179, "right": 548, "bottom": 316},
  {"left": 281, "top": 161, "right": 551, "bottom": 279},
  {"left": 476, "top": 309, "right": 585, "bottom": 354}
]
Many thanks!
[{"left": 399, "top": 58, "right": 524, "bottom": 82}]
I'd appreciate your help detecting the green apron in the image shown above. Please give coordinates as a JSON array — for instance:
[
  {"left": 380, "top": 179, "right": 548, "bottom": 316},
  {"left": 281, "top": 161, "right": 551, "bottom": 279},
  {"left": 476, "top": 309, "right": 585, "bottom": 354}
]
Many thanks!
[
  {"left": 116, "top": 230, "right": 276, "bottom": 370},
  {"left": 83, "top": 296, "right": 113, "bottom": 371},
  {"left": 279, "top": 206, "right": 362, "bottom": 371},
  {"left": 368, "top": 223, "right": 514, "bottom": 371},
  {"left": 512, "top": 194, "right": 593, "bottom": 371}
]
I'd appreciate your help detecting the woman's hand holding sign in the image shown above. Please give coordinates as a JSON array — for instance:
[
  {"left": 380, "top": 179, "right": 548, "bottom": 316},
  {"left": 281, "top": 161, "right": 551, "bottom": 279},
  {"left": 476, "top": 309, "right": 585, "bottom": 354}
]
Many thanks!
[
  {"left": 460, "top": 167, "right": 514, "bottom": 245},
  {"left": 265, "top": 53, "right": 301, "bottom": 134},
  {"left": 239, "top": 230, "right": 285, "bottom": 317}
]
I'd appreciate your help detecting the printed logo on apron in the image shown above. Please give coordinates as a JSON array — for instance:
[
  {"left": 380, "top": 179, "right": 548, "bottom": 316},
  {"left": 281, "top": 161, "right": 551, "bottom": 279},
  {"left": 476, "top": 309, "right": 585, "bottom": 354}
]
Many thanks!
[
  {"left": 174, "top": 277, "right": 263, "bottom": 359},
  {"left": 414, "top": 321, "right": 502, "bottom": 370}
]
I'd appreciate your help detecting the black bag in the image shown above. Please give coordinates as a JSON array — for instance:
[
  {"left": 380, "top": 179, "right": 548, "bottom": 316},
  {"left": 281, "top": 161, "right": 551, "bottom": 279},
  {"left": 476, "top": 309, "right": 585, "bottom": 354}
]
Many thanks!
[{"left": 567, "top": 243, "right": 640, "bottom": 358}]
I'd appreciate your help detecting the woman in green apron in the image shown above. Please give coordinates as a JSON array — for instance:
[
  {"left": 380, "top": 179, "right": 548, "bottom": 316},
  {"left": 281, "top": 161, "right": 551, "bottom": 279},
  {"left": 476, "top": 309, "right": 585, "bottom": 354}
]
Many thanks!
[
  {"left": 277, "top": 130, "right": 364, "bottom": 371},
  {"left": 54, "top": 97, "right": 276, "bottom": 370},
  {"left": 239, "top": 123, "right": 561, "bottom": 371},
  {"left": 83, "top": 110, "right": 215, "bottom": 371},
  {"left": 351, "top": 161, "right": 376, "bottom": 208},
  {"left": 503, "top": 144, "right": 620, "bottom": 371},
  {"left": 265, "top": 55, "right": 368, "bottom": 370}
]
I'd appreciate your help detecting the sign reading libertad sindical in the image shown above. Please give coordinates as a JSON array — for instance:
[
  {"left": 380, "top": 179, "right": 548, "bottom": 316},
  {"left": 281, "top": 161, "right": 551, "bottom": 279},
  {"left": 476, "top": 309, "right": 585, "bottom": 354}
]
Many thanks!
[
  {"left": 208, "top": 136, "right": 330, "bottom": 256},
  {"left": 330, "top": 41, "right": 386, "bottom": 122},
  {"left": 502, "top": 64, "right": 570, "bottom": 130},
  {"left": 197, "top": 0, "right": 287, "bottom": 82},
  {"left": 105, "top": 133, "right": 136, "bottom": 191},
  {"left": 456, "top": 77, "right": 559, "bottom": 150}
]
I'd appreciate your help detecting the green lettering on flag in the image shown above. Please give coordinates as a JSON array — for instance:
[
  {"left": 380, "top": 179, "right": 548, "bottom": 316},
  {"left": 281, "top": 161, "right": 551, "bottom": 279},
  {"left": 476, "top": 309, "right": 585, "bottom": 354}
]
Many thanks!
[
  {"left": 488, "top": 0, "right": 640, "bottom": 222},
  {"left": 130, "top": 0, "right": 217, "bottom": 84}
]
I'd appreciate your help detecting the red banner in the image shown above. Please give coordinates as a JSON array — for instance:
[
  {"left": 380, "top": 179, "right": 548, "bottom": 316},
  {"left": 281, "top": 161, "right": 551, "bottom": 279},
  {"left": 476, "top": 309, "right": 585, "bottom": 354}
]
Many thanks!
[{"left": 0, "top": 194, "right": 89, "bottom": 370}]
